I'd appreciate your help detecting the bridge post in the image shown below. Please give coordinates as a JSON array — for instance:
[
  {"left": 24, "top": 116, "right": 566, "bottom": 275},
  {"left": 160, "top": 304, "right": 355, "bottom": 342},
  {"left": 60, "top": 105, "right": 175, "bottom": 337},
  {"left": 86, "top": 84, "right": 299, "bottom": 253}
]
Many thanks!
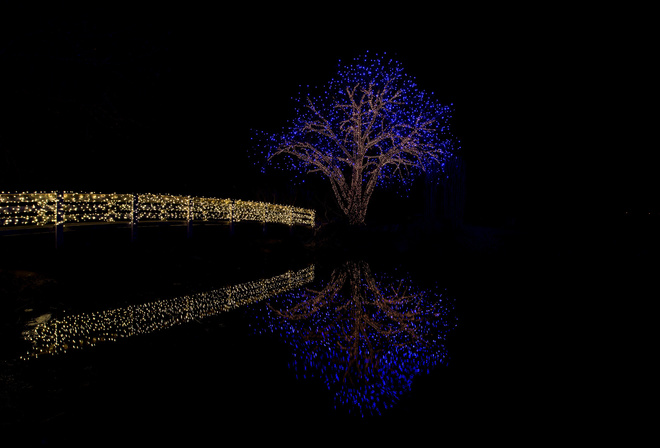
[
  {"left": 54, "top": 191, "right": 64, "bottom": 249},
  {"left": 130, "top": 193, "right": 138, "bottom": 242},
  {"left": 186, "top": 196, "right": 193, "bottom": 239},
  {"left": 229, "top": 200, "right": 235, "bottom": 236},
  {"left": 262, "top": 203, "right": 267, "bottom": 235}
]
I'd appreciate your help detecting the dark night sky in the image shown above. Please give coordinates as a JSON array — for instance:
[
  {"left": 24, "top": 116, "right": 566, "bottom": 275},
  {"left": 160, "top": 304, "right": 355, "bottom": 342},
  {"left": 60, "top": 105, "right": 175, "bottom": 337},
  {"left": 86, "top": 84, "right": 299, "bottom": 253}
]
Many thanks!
[{"left": 1, "top": 7, "right": 653, "bottom": 226}]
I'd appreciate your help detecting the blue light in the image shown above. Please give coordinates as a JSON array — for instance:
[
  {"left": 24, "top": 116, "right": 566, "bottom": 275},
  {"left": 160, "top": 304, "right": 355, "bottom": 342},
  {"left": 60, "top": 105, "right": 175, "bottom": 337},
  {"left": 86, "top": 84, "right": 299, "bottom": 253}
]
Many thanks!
[
  {"left": 246, "top": 261, "right": 458, "bottom": 417},
  {"left": 251, "top": 53, "right": 460, "bottom": 220}
]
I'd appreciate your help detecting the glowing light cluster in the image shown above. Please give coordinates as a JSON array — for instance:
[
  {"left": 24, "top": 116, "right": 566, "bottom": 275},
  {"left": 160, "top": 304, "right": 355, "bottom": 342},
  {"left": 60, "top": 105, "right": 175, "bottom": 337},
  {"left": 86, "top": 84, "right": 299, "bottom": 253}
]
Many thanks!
[
  {"left": 231, "top": 199, "right": 313, "bottom": 226},
  {"left": 0, "top": 192, "right": 315, "bottom": 227},
  {"left": 0, "top": 192, "right": 57, "bottom": 226},
  {"left": 248, "top": 261, "right": 457, "bottom": 417},
  {"left": 137, "top": 193, "right": 189, "bottom": 221},
  {"left": 191, "top": 196, "right": 233, "bottom": 222},
  {"left": 64, "top": 192, "right": 134, "bottom": 223},
  {"left": 21, "top": 265, "right": 315, "bottom": 360}
]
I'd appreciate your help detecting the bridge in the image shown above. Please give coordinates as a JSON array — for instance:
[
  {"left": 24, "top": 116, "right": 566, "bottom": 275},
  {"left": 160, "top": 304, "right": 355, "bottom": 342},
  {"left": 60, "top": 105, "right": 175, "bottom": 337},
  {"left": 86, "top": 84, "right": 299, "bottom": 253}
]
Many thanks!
[{"left": 0, "top": 191, "right": 315, "bottom": 247}]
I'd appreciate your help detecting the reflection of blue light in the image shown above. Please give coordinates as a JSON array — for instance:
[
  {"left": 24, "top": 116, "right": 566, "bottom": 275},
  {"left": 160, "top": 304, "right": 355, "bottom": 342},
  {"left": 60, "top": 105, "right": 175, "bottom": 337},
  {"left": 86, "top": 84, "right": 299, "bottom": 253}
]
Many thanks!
[{"left": 248, "top": 261, "right": 457, "bottom": 417}]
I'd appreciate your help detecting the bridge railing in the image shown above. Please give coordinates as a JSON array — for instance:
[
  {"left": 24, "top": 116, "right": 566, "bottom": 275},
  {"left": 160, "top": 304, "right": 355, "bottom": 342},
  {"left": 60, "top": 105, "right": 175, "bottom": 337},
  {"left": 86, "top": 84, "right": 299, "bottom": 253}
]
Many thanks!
[
  {"left": 1, "top": 191, "right": 315, "bottom": 246},
  {"left": 0, "top": 192, "right": 58, "bottom": 226}
]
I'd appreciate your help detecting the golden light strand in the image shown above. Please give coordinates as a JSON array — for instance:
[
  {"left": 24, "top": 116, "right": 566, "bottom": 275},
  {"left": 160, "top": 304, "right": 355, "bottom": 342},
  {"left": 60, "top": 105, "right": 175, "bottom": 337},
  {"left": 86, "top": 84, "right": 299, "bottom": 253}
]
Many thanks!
[
  {"left": 21, "top": 265, "right": 315, "bottom": 360},
  {"left": 1, "top": 192, "right": 315, "bottom": 227}
]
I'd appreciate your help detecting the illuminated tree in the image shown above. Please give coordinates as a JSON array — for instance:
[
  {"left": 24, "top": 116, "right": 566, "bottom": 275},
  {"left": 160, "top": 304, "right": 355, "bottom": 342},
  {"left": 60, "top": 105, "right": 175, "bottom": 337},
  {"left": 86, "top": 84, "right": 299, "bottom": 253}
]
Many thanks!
[
  {"left": 251, "top": 260, "right": 456, "bottom": 416},
  {"left": 255, "top": 53, "right": 458, "bottom": 225}
]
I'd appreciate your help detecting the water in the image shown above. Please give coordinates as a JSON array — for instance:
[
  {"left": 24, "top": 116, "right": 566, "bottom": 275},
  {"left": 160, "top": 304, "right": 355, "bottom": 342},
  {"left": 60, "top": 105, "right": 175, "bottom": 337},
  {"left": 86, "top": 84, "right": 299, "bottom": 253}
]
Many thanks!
[
  {"left": 246, "top": 260, "right": 457, "bottom": 418},
  {"left": 0, "top": 237, "right": 557, "bottom": 445}
]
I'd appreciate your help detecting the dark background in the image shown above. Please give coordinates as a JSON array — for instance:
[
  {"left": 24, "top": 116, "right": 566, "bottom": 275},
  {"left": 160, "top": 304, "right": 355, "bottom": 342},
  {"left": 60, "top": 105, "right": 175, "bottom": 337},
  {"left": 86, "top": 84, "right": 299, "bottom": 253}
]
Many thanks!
[
  {"left": 0, "top": 8, "right": 655, "bottom": 443},
  {"left": 0, "top": 6, "right": 654, "bottom": 227}
]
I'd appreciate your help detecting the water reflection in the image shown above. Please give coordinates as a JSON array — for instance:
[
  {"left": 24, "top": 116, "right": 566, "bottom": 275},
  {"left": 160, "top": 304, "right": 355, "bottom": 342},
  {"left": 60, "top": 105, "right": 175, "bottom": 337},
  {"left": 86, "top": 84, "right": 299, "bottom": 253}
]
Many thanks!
[
  {"left": 21, "top": 265, "right": 315, "bottom": 360},
  {"left": 251, "top": 260, "right": 457, "bottom": 416}
]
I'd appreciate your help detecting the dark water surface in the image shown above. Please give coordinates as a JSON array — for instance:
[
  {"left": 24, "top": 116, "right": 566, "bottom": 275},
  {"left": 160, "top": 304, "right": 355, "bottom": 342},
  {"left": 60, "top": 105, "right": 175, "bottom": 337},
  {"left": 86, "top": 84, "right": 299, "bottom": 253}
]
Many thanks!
[{"left": 0, "top": 226, "right": 596, "bottom": 445}]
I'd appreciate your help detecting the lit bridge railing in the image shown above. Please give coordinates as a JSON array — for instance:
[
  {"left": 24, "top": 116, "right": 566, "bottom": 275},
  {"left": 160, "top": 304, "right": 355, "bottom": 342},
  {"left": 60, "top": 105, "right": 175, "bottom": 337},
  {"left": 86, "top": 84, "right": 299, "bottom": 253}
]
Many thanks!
[
  {"left": 0, "top": 191, "right": 315, "bottom": 245},
  {"left": 21, "top": 264, "right": 315, "bottom": 359}
]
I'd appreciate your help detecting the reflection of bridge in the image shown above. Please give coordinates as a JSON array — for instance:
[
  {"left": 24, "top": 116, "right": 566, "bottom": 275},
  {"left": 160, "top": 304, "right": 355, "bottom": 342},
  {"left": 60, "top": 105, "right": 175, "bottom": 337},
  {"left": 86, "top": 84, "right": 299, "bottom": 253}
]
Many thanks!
[
  {"left": 21, "top": 265, "right": 315, "bottom": 360},
  {"left": 0, "top": 191, "right": 315, "bottom": 247}
]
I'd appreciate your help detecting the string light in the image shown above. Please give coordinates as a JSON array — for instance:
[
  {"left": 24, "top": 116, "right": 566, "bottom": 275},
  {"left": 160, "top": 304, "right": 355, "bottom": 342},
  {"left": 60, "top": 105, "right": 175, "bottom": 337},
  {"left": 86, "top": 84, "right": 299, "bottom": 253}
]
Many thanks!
[
  {"left": 0, "top": 192, "right": 315, "bottom": 227},
  {"left": 21, "top": 265, "right": 315, "bottom": 360},
  {"left": 253, "top": 53, "right": 459, "bottom": 225},
  {"left": 0, "top": 192, "right": 57, "bottom": 226}
]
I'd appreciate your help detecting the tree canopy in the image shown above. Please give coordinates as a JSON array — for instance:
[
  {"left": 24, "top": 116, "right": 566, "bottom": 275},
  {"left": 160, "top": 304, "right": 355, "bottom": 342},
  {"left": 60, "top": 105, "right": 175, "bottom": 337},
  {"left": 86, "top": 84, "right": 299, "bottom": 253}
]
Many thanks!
[{"left": 254, "top": 53, "right": 459, "bottom": 225}]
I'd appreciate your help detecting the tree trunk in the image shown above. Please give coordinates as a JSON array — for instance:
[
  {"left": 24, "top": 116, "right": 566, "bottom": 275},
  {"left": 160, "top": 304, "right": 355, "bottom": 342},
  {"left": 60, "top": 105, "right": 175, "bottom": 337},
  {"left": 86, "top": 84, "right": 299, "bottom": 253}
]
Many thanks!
[
  {"left": 348, "top": 209, "right": 366, "bottom": 226},
  {"left": 328, "top": 167, "right": 372, "bottom": 226},
  {"left": 345, "top": 187, "right": 367, "bottom": 226}
]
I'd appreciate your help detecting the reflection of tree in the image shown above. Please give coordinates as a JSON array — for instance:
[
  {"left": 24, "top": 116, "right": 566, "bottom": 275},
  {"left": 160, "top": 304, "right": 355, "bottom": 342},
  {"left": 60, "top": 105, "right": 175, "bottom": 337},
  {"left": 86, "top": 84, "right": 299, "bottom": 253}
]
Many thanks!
[{"left": 257, "top": 261, "right": 456, "bottom": 416}]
